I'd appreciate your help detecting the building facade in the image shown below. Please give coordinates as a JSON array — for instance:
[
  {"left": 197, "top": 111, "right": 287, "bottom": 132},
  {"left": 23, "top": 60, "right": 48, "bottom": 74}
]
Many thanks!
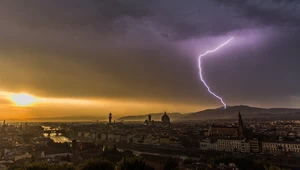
[{"left": 262, "top": 142, "right": 300, "bottom": 156}]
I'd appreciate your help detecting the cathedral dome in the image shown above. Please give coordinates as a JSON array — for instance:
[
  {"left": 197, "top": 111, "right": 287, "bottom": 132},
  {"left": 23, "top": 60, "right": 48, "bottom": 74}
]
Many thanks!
[{"left": 161, "top": 112, "right": 170, "bottom": 124}]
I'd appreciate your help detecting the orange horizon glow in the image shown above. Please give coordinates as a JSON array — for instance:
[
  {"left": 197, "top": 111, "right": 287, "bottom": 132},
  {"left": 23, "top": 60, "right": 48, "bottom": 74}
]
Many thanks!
[
  {"left": 0, "top": 90, "right": 207, "bottom": 120},
  {"left": 0, "top": 91, "right": 97, "bottom": 106}
]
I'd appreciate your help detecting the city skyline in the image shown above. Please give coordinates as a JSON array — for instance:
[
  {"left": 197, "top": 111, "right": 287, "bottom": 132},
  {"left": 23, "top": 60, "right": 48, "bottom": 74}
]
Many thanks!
[{"left": 1, "top": 0, "right": 300, "bottom": 119}]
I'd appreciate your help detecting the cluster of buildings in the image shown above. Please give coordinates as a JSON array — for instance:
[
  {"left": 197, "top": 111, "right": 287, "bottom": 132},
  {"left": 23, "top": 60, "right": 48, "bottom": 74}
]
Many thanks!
[
  {"left": 200, "top": 112, "right": 252, "bottom": 153},
  {"left": 200, "top": 136, "right": 300, "bottom": 156},
  {"left": 199, "top": 113, "right": 300, "bottom": 157},
  {"left": 0, "top": 121, "right": 39, "bottom": 167},
  {"left": 1, "top": 111, "right": 300, "bottom": 169},
  {"left": 70, "top": 112, "right": 300, "bottom": 157},
  {"left": 73, "top": 112, "right": 175, "bottom": 146}
]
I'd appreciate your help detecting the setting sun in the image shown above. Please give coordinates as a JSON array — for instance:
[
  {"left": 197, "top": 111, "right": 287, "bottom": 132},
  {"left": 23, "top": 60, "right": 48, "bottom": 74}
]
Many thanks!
[{"left": 10, "top": 93, "right": 36, "bottom": 107}]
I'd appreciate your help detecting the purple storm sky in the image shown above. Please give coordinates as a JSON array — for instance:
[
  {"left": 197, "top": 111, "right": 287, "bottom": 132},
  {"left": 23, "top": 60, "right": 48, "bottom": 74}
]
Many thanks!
[{"left": 0, "top": 0, "right": 300, "bottom": 118}]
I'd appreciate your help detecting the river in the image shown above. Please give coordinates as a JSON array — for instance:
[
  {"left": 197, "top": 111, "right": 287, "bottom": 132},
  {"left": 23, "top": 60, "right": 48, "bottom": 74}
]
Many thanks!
[{"left": 42, "top": 126, "right": 71, "bottom": 143}]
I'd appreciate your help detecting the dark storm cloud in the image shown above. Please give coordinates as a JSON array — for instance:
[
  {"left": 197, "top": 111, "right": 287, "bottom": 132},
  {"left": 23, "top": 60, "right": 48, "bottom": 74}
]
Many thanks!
[
  {"left": 216, "top": 0, "right": 300, "bottom": 27},
  {"left": 0, "top": 0, "right": 152, "bottom": 28},
  {"left": 0, "top": 0, "right": 250, "bottom": 43},
  {"left": 0, "top": 0, "right": 300, "bottom": 109}
]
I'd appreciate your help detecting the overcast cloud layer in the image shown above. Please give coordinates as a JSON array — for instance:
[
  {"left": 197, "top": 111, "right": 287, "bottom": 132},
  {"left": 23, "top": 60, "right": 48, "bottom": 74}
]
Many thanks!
[{"left": 0, "top": 0, "right": 300, "bottom": 118}]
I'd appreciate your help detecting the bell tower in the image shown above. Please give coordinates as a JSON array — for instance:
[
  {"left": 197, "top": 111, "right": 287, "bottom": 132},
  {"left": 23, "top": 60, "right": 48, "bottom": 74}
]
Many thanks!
[
  {"left": 238, "top": 112, "right": 244, "bottom": 137},
  {"left": 109, "top": 113, "right": 112, "bottom": 124}
]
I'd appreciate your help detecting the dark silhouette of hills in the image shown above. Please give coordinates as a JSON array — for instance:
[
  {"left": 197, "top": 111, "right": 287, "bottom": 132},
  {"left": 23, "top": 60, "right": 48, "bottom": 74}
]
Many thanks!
[
  {"left": 180, "top": 105, "right": 300, "bottom": 121},
  {"left": 117, "top": 112, "right": 183, "bottom": 121},
  {"left": 5, "top": 105, "right": 300, "bottom": 122}
]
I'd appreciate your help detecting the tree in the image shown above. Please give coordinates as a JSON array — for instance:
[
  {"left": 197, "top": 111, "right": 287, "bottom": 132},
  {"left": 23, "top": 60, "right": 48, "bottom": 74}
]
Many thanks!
[
  {"left": 163, "top": 157, "right": 178, "bottom": 170},
  {"left": 183, "top": 158, "right": 193, "bottom": 165},
  {"left": 61, "top": 154, "right": 71, "bottom": 162},
  {"left": 8, "top": 165, "right": 23, "bottom": 170},
  {"left": 79, "top": 159, "right": 114, "bottom": 170},
  {"left": 19, "top": 163, "right": 75, "bottom": 170},
  {"left": 117, "top": 156, "right": 153, "bottom": 170}
]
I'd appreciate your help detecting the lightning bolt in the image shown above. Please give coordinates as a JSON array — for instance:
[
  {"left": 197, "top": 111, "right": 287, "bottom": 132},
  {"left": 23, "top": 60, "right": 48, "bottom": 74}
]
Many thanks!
[{"left": 198, "top": 37, "right": 234, "bottom": 109}]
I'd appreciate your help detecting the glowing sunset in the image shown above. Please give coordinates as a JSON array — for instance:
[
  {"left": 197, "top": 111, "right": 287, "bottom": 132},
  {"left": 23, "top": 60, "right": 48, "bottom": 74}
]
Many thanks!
[{"left": 9, "top": 93, "right": 36, "bottom": 107}]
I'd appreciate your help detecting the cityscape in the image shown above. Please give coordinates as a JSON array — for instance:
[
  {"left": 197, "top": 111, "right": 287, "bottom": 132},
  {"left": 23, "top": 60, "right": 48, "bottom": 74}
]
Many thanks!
[
  {"left": 1, "top": 107, "right": 300, "bottom": 170},
  {"left": 1, "top": 0, "right": 300, "bottom": 170}
]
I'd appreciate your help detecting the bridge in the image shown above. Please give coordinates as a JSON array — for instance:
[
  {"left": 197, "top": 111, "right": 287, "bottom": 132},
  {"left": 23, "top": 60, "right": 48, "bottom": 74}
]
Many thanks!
[{"left": 43, "top": 129, "right": 65, "bottom": 136}]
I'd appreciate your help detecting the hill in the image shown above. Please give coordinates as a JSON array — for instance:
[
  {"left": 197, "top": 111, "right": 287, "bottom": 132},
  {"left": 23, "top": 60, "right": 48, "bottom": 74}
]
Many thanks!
[
  {"left": 118, "top": 112, "right": 183, "bottom": 121},
  {"left": 180, "top": 105, "right": 300, "bottom": 121}
]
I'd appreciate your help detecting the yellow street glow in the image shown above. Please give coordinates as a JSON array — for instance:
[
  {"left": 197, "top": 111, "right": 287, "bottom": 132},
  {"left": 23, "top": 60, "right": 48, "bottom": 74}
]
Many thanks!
[{"left": 10, "top": 93, "right": 36, "bottom": 107}]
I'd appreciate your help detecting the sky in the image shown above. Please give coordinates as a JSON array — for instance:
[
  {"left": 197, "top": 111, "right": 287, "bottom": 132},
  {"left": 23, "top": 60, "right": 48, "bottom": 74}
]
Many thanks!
[{"left": 0, "top": 0, "right": 300, "bottom": 120}]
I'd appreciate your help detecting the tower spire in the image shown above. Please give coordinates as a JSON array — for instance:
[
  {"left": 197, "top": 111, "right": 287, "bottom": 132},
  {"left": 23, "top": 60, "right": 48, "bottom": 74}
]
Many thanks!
[
  {"left": 238, "top": 111, "right": 243, "bottom": 127},
  {"left": 238, "top": 111, "right": 244, "bottom": 137}
]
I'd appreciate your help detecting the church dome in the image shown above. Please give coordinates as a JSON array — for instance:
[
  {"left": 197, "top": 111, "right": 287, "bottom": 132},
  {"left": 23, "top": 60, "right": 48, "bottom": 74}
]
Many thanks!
[{"left": 161, "top": 112, "right": 170, "bottom": 124}]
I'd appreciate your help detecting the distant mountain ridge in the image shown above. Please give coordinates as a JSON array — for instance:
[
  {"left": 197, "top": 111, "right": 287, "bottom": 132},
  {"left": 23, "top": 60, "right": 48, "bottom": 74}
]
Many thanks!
[
  {"left": 4, "top": 105, "right": 300, "bottom": 122},
  {"left": 118, "top": 105, "right": 300, "bottom": 122},
  {"left": 117, "top": 112, "right": 183, "bottom": 121},
  {"left": 180, "top": 105, "right": 300, "bottom": 121}
]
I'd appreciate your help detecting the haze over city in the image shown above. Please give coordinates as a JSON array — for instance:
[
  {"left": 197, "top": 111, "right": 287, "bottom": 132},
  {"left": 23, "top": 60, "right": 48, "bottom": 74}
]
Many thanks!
[{"left": 1, "top": 0, "right": 300, "bottom": 120}]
